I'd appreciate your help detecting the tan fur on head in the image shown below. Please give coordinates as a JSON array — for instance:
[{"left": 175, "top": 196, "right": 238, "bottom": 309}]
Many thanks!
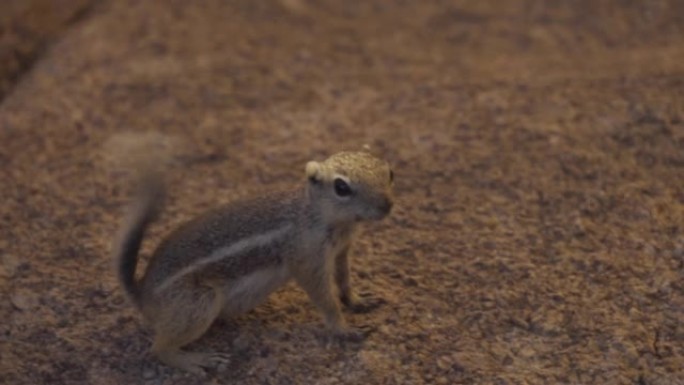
[
  {"left": 305, "top": 161, "right": 323, "bottom": 180},
  {"left": 307, "top": 155, "right": 366, "bottom": 184},
  {"left": 305, "top": 151, "right": 394, "bottom": 223}
]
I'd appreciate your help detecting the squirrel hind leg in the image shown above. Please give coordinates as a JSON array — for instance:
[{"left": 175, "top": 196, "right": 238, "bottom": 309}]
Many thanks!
[{"left": 148, "top": 286, "right": 228, "bottom": 374}]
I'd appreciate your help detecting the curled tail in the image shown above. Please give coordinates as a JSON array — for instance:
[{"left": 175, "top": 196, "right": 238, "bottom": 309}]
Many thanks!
[{"left": 113, "top": 170, "right": 166, "bottom": 307}]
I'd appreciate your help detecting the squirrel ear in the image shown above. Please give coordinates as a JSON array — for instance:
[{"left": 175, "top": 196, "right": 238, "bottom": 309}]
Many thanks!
[{"left": 305, "top": 161, "right": 321, "bottom": 182}]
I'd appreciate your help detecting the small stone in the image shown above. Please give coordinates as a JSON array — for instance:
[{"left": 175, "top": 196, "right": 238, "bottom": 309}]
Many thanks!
[
  {"left": 265, "top": 328, "right": 285, "bottom": 340},
  {"left": 0, "top": 254, "right": 20, "bottom": 278},
  {"left": 643, "top": 244, "right": 656, "bottom": 256},
  {"left": 233, "top": 335, "right": 251, "bottom": 351},
  {"left": 142, "top": 366, "right": 157, "bottom": 380},
  {"left": 519, "top": 346, "right": 536, "bottom": 358},
  {"left": 436, "top": 356, "right": 452, "bottom": 370},
  {"left": 672, "top": 247, "right": 684, "bottom": 259},
  {"left": 10, "top": 292, "right": 38, "bottom": 310},
  {"left": 259, "top": 345, "right": 271, "bottom": 357}
]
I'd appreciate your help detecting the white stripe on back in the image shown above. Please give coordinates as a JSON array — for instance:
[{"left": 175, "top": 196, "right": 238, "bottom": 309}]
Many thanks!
[{"left": 155, "top": 225, "right": 293, "bottom": 293}]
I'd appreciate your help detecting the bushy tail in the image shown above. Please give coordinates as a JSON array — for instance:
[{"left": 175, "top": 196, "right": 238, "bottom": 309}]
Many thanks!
[
  {"left": 112, "top": 169, "right": 166, "bottom": 307},
  {"left": 105, "top": 132, "right": 179, "bottom": 307}
]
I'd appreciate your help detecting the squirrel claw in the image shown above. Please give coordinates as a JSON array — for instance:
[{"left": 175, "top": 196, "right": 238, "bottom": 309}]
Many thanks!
[
  {"left": 332, "top": 325, "right": 376, "bottom": 344},
  {"left": 343, "top": 293, "right": 386, "bottom": 313}
]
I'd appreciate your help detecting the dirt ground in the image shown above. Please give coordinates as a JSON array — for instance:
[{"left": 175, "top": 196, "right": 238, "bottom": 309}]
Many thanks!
[{"left": 1, "top": 1, "right": 683, "bottom": 384}]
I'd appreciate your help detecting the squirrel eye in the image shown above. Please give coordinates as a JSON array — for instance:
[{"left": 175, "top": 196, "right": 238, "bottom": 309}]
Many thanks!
[{"left": 333, "top": 178, "right": 352, "bottom": 197}]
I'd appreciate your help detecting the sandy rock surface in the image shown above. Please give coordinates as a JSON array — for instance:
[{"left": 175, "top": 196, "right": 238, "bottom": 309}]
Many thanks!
[{"left": 1, "top": 1, "right": 683, "bottom": 384}]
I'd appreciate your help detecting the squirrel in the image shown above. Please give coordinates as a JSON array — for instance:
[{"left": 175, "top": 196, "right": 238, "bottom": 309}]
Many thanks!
[{"left": 112, "top": 150, "right": 395, "bottom": 374}]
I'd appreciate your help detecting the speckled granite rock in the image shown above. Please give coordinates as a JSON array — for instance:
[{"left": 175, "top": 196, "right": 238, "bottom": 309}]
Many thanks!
[
  {"left": 0, "top": 0, "right": 95, "bottom": 99},
  {"left": 1, "top": 1, "right": 683, "bottom": 384}
]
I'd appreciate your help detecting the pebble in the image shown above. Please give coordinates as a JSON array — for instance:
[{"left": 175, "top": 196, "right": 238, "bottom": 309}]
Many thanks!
[
  {"left": 0, "top": 254, "right": 19, "bottom": 278},
  {"left": 142, "top": 366, "right": 157, "bottom": 380},
  {"left": 672, "top": 247, "right": 683, "bottom": 258},
  {"left": 233, "top": 334, "right": 252, "bottom": 351},
  {"left": 437, "top": 355, "right": 452, "bottom": 370},
  {"left": 265, "top": 328, "right": 285, "bottom": 340},
  {"left": 10, "top": 292, "right": 38, "bottom": 310}
]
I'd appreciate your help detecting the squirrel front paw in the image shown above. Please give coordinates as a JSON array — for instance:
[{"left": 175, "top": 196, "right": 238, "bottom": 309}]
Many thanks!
[
  {"left": 330, "top": 324, "right": 377, "bottom": 344},
  {"left": 340, "top": 291, "right": 387, "bottom": 313},
  {"left": 318, "top": 322, "right": 377, "bottom": 347}
]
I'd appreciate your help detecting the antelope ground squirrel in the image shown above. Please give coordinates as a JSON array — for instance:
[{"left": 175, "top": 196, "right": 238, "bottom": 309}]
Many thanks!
[{"left": 112, "top": 150, "right": 395, "bottom": 374}]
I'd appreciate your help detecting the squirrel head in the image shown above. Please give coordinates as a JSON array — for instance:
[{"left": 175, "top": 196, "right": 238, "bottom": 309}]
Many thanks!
[{"left": 305, "top": 151, "right": 394, "bottom": 224}]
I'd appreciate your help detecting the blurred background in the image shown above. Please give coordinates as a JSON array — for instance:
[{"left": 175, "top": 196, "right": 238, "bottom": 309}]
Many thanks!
[{"left": 1, "top": 1, "right": 683, "bottom": 384}]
